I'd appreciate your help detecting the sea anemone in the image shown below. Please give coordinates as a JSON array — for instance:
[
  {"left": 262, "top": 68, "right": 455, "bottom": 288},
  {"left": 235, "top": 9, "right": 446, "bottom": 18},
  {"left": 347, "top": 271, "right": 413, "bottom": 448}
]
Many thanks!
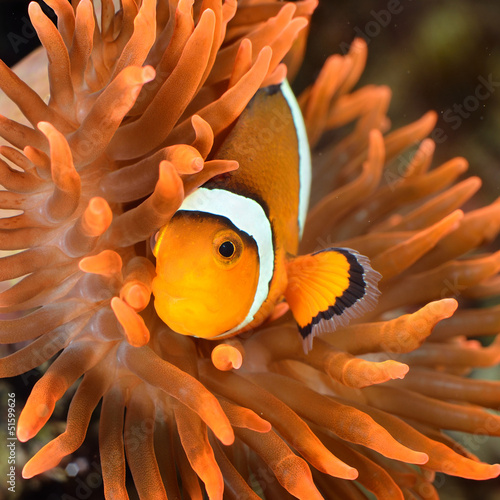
[{"left": 1, "top": 0, "right": 500, "bottom": 499}]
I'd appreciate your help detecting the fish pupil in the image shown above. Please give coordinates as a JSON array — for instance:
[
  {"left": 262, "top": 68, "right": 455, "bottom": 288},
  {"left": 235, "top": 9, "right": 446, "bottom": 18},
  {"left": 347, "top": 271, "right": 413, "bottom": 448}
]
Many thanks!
[{"left": 219, "top": 241, "right": 235, "bottom": 258}]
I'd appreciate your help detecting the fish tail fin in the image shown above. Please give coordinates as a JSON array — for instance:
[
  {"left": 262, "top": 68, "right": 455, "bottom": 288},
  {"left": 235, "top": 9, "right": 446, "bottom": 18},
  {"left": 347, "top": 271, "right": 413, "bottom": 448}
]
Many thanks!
[{"left": 284, "top": 248, "right": 382, "bottom": 353}]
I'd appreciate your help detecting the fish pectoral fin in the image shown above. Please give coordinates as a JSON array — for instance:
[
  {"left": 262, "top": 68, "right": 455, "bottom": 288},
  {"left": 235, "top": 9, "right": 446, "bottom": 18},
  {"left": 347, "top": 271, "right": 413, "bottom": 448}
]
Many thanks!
[{"left": 284, "top": 247, "right": 382, "bottom": 353}]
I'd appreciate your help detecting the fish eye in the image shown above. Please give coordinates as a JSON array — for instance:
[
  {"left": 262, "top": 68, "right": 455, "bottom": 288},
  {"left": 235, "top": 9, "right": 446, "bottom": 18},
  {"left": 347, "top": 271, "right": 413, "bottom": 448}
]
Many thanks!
[
  {"left": 213, "top": 230, "right": 243, "bottom": 265},
  {"left": 218, "top": 240, "right": 235, "bottom": 258}
]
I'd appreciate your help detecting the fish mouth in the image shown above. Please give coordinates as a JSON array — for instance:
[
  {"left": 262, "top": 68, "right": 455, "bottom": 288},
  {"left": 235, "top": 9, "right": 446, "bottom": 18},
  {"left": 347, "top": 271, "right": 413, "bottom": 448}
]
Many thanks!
[
  {"left": 152, "top": 287, "right": 219, "bottom": 315},
  {"left": 152, "top": 277, "right": 223, "bottom": 337},
  {"left": 153, "top": 276, "right": 223, "bottom": 310}
]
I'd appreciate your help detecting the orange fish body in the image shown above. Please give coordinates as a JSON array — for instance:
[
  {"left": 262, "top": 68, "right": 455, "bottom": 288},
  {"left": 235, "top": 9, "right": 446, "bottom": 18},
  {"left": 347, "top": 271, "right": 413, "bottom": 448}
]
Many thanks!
[{"left": 152, "top": 80, "right": 381, "bottom": 349}]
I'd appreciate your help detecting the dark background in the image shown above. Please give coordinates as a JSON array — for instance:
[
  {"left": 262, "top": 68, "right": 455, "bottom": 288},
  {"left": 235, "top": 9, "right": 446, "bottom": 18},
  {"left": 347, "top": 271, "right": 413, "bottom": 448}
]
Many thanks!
[
  {"left": 0, "top": 0, "right": 56, "bottom": 65},
  {"left": 1, "top": 1, "right": 500, "bottom": 499},
  {"left": 298, "top": 0, "right": 500, "bottom": 202}
]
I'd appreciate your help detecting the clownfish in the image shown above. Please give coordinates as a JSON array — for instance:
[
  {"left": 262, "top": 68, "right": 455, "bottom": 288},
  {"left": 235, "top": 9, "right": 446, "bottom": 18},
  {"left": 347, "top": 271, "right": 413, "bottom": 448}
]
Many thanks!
[{"left": 152, "top": 80, "right": 381, "bottom": 351}]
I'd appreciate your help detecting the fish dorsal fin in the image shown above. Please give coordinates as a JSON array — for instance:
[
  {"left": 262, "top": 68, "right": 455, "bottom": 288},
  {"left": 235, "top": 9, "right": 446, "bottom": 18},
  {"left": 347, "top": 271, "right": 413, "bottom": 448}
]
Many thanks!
[{"left": 284, "top": 248, "right": 382, "bottom": 353}]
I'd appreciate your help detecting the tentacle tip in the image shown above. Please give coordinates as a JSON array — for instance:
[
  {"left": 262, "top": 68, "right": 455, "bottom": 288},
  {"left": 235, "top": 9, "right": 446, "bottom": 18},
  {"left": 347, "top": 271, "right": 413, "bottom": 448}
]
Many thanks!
[
  {"left": 490, "top": 464, "right": 500, "bottom": 478},
  {"left": 260, "top": 45, "right": 273, "bottom": 59},
  {"left": 218, "top": 426, "right": 235, "bottom": 446},
  {"left": 141, "top": 65, "right": 156, "bottom": 83},
  {"left": 264, "top": 301, "right": 289, "bottom": 324},
  {"left": 447, "top": 209, "right": 464, "bottom": 227},
  {"left": 78, "top": 259, "right": 89, "bottom": 273},
  {"left": 350, "top": 37, "right": 368, "bottom": 52},
  {"left": 280, "top": 1, "right": 297, "bottom": 14},
  {"left": 22, "top": 465, "right": 35, "bottom": 480},
  {"left": 323, "top": 461, "right": 358, "bottom": 480},
  {"left": 368, "top": 128, "right": 384, "bottom": 141},
  {"left": 393, "top": 362, "right": 409, "bottom": 379},
  {"left": 158, "top": 159, "right": 175, "bottom": 177},
  {"left": 423, "top": 110, "right": 438, "bottom": 126},
  {"left": 17, "top": 427, "right": 30, "bottom": 443},
  {"left": 240, "top": 37, "right": 252, "bottom": 50},
  {"left": 211, "top": 344, "right": 243, "bottom": 371},
  {"left": 122, "top": 283, "right": 150, "bottom": 312},
  {"left": 36, "top": 121, "right": 52, "bottom": 134},
  {"left": 413, "top": 451, "right": 429, "bottom": 465},
  {"left": 468, "top": 175, "right": 483, "bottom": 188},
  {"left": 345, "top": 467, "right": 359, "bottom": 480},
  {"left": 227, "top": 160, "right": 239, "bottom": 172},
  {"left": 28, "top": 1, "right": 42, "bottom": 16},
  {"left": 89, "top": 196, "right": 111, "bottom": 214},
  {"left": 454, "top": 156, "right": 469, "bottom": 169},
  {"left": 127, "top": 334, "right": 150, "bottom": 348},
  {"left": 111, "top": 297, "right": 150, "bottom": 347},
  {"left": 440, "top": 297, "right": 459, "bottom": 314},
  {"left": 426, "top": 298, "right": 459, "bottom": 321},
  {"left": 260, "top": 421, "right": 272, "bottom": 433},
  {"left": 192, "top": 157, "right": 204, "bottom": 172},
  {"left": 79, "top": 250, "right": 123, "bottom": 275}
]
